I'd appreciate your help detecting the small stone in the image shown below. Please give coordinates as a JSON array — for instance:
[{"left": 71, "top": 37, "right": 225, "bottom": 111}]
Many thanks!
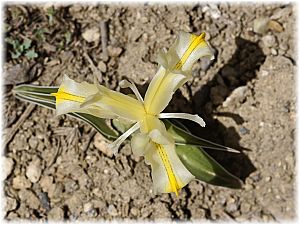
[
  {"left": 2, "top": 157, "right": 14, "bottom": 180},
  {"left": 265, "top": 176, "right": 272, "bottom": 182},
  {"left": 261, "top": 70, "right": 269, "bottom": 77},
  {"left": 107, "top": 46, "right": 123, "bottom": 57},
  {"left": 268, "top": 20, "right": 284, "bottom": 33},
  {"left": 97, "top": 61, "right": 107, "bottom": 73},
  {"left": 39, "top": 175, "right": 53, "bottom": 192},
  {"left": 253, "top": 17, "right": 270, "bottom": 34},
  {"left": 279, "top": 42, "right": 289, "bottom": 51},
  {"left": 271, "top": 7, "right": 291, "bottom": 20},
  {"left": 82, "top": 27, "right": 100, "bottom": 43},
  {"left": 271, "top": 48, "right": 278, "bottom": 56},
  {"left": 262, "top": 35, "right": 276, "bottom": 48},
  {"left": 94, "top": 133, "right": 113, "bottom": 157},
  {"left": 26, "top": 158, "right": 42, "bottom": 183},
  {"left": 12, "top": 175, "right": 31, "bottom": 189},
  {"left": 18, "top": 189, "right": 40, "bottom": 210},
  {"left": 5, "top": 197, "right": 18, "bottom": 211},
  {"left": 28, "top": 136, "right": 39, "bottom": 149},
  {"left": 223, "top": 86, "right": 248, "bottom": 107},
  {"left": 83, "top": 202, "right": 94, "bottom": 213},
  {"left": 64, "top": 179, "right": 79, "bottom": 193},
  {"left": 130, "top": 207, "right": 139, "bottom": 216},
  {"left": 226, "top": 198, "right": 238, "bottom": 213},
  {"left": 48, "top": 207, "right": 64, "bottom": 220},
  {"left": 107, "top": 204, "right": 118, "bottom": 216},
  {"left": 240, "top": 202, "right": 251, "bottom": 213},
  {"left": 239, "top": 126, "right": 250, "bottom": 135}
]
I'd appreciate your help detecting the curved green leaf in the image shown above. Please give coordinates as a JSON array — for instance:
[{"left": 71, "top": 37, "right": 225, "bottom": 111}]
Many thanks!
[
  {"left": 176, "top": 144, "right": 243, "bottom": 189},
  {"left": 165, "top": 119, "right": 239, "bottom": 153}
]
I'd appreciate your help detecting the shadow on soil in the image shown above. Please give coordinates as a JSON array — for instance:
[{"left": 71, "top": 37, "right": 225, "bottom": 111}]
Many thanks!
[{"left": 190, "top": 37, "right": 266, "bottom": 182}]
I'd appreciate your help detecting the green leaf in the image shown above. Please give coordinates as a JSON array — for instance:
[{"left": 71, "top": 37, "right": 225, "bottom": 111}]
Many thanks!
[
  {"left": 11, "top": 51, "right": 21, "bottom": 59},
  {"left": 13, "top": 85, "right": 118, "bottom": 140},
  {"left": 23, "top": 38, "right": 32, "bottom": 50},
  {"left": 25, "top": 49, "right": 38, "bottom": 59},
  {"left": 176, "top": 144, "right": 243, "bottom": 189},
  {"left": 165, "top": 120, "right": 239, "bottom": 153}
]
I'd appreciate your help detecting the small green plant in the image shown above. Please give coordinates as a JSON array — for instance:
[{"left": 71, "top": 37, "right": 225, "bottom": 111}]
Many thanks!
[
  {"left": 5, "top": 37, "right": 38, "bottom": 59},
  {"left": 46, "top": 6, "right": 56, "bottom": 25},
  {"left": 33, "top": 28, "right": 47, "bottom": 42}
]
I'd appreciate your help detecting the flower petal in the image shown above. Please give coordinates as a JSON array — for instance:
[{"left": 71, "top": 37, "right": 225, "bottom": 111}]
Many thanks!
[
  {"left": 94, "top": 85, "right": 146, "bottom": 122},
  {"left": 143, "top": 141, "right": 195, "bottom": 196},
  {"left": 158, "top": 31, "right": 214, "bottom": 75},
  {"left": 51, "top": 75, "right": 100, "bottom": 116},
  {"left": 108, "top": 122, "right": 140, "bottom": 154},
  {"left": 131, "top": 133, "right": 150, "bottom": 157},
  {"left": 144, "top": 67, "right": 186, "bottom": 115},
  {"left": 159, "top": 113, "right": 206, "bottom": 127}
]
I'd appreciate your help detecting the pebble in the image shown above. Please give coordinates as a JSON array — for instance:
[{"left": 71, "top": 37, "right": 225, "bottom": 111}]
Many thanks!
[
  {"left": 28, "top": 136, "right": 39, "bottom": 149},
  {"left": 48, "top": 207, "right": 65, "bottom": 220},
  {"left": 107, "top": 46, "right": 123, "bottom": 57},
  {"left": 107, "top": 204, "right": 118, "bottom": 216},
  {"left": 12, "top": 175, "right": 31, "bottom": 189},
  {"left": 83, "top": 202, "right": 94, "bottom": 213},
  {"left": 226, "top": 198, "right": 238, "bottom": 213},
  {"left": 64, "top": 179, "right": 79, "bottom": 193},
  {"left": 271, "top": 48, "right": 278, "bottom": 56},
  {"left": 223, "top": 86, "right": 248, "bottom": 107},
  {"left": 262, "top": 35, "right": 276, "bottom": 48},
  {"left": 130, "top": 207, "right": 139, "bottom": 216},
  {"left": 98, "top": 61, "right": 107, "bottom": 73},
  {"left": 82, "top": 27, "right": 101, "bottom": 43},
  {"left": 253, "top": 17, "right": 270, "bottom": 34},
  {"left": 271, "top": 7, "right": 291, "bottom": 20},
  {"left": 94, "top": 133, "right": 113, "bottom": 157},
  {"left": 26, "top": 158, "right": 42, "bottom": 183},
  {"left": 240, "top": 202, "right": 251, "bottom": 213},
  {"left": 18, "top": 189, "right": 40, "bottom": 210},
  {"left": 5, "top": 197, "right": 18, "bottom": 211},
  {"left": 239, "top": 126, "right": 250, "bottom": 135},
  {"left": 3, "top": 156, "right": 14, "bottom": 180},
  {"left": 261, "top": 70, "right": 269, "bottom": 77}
]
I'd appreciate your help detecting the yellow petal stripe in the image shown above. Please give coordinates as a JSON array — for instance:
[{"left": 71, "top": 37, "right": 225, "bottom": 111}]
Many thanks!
[
  {"left": 155, "top": 143, "right": 181, "bottom": 196},
  {"left": 51, "top": 86, "right": 85, "bottom": 104},
  {"left": 174, "top": 32, "right": 206, "bottom": 70}
]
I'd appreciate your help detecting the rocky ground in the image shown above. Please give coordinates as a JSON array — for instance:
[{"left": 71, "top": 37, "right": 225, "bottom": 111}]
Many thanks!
[{"left": 3, "top": 3, "right": 296, "bottom": 222}]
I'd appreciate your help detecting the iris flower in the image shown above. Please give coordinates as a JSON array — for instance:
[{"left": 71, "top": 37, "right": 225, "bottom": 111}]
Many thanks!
[{"left": 51, "top": 31, "right": 214, "bottom": 196}]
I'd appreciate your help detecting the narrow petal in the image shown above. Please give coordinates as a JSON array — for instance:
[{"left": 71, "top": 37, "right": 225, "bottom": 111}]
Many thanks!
[
  {"left": 143, "top": 141, "right": 194, "bottom": 196},
  {"left": 108, "top": 122, "right": 140, "bottom": 154},
  {"left": 119, "top": 79, "right": 144, "bottom": 103},
  {"left": 159, "top": 113, "right": 206, "bottom": 127},
  {"left": 144, "top": 67, "right": 186, "bottom": 115}
]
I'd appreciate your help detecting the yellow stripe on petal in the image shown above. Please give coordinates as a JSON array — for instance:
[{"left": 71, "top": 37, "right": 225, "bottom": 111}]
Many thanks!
[
  {"left": 174, "top": 32, "right": 206, "bottom": 70},
  {"left": 51, "top": 86, "right": 85, "bottom": 104},
  {"left": 155, "top": 143, "right": 182, "bottom": 196}
]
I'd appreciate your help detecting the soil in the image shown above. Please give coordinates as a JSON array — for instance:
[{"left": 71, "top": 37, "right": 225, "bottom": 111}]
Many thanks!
[{"left": 3, "top": 3, "right": 296, "bottom": 222}]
